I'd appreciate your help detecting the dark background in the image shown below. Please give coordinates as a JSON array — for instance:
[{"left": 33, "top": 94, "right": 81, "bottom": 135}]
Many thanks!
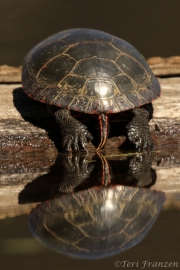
[{"left": 1, "top": 0, "right": 180, "bottom": 66}]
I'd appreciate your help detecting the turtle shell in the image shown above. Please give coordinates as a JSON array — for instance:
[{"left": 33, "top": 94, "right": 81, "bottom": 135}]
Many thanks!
[
  {"left": 22, "top": 29, "right": 160, "bottom": 114},
  {"left": 28, "top": 185, "right": 165, "bottom": 259}
]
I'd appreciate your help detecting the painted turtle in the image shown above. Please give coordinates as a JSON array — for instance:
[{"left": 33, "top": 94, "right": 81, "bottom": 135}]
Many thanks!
[
  {"left": 22, "top": 29, "right": 161, "bottom": 152},
  {"left": 29, "top": 185, "right": 165, "bottom": 259}
]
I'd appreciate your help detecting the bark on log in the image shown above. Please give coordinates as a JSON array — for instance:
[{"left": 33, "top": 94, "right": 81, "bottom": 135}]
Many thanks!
[
  {"left": 0, "top": 65, "right": 22, "bottom": 83},
  {"left": 147, "top": 56, "right": 180, "bottom": 76}
]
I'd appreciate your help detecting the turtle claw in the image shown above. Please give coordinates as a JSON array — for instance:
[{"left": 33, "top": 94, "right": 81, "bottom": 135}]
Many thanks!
[
  {"left": 62, "top": 136, "right": 74, "bottom": 153},
  {"left": 62, "top": 133, "right": 90, "bottom": 153},
  {"left": 55, "top": 109, "right": 93, "bottom": 153},
  {"left": 79, "top": 133, "right": 93, "bottom": 153}
]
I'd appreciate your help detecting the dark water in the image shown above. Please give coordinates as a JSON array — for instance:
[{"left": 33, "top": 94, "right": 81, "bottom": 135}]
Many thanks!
[
  {"left": 1, "top": 0, "right": 180, "bottom": 66},
  {"left": 0, "top": 210, "right": 180, "bottom": 270}
]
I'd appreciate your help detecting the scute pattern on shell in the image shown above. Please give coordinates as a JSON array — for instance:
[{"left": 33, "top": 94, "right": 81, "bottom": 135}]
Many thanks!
[{"left": 22, "top": 29, "right": 160, "bottom": 114}]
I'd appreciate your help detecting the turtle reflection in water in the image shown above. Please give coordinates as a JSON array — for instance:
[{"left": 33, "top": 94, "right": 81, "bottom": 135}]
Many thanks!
[
  {"left": 29, "top": 185, "right": 165, "bottom": 259},
  {"left": 57, "top": 151, "right": 156, "bottom": 194},
  {"left": 18, "top": 152, "right": 156, "bottom": 204}
]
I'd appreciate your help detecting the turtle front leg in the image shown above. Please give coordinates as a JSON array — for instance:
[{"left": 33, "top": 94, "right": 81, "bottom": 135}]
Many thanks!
[
  {"left": 126, "top": 107, "right": 154, "bottom": 151},
  {"left": 55, "top": 109, "right": 93, "bottom": 152}
]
